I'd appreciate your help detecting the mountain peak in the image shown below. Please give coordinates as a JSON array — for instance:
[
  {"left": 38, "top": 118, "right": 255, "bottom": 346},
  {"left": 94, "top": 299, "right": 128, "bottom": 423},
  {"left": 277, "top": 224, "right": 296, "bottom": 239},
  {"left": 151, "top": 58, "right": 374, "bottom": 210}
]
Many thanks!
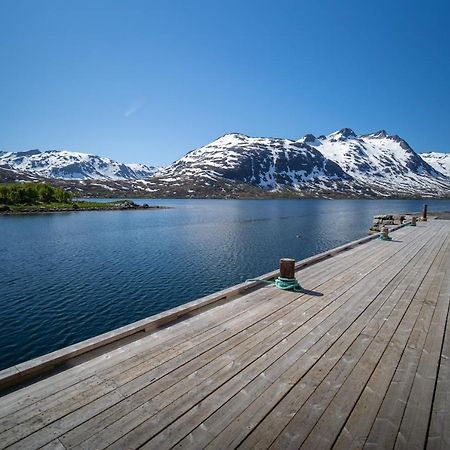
[
  {"left": 374, "top": 129, "right": 387, "bottom": 138},
  {"left": 303, "top": 134, "right": 317, "bottom": 143},
  {"left": 209, "top": 133, "right": 252, "bottom": 145},
  {"left": 297, "top": 134, "right": 319, "bottom": 145},
  {"left": 221, "top": 132, "right": 250, "bottom": 139},
  {"left": 363, "top": 130, "right": 388, "bottom": 139},
  {"left": 328, "top": 128, "right": 357, "bottom": 140},
  {"left": 340, "top": 128, "right": 356, "bottom": 137}
]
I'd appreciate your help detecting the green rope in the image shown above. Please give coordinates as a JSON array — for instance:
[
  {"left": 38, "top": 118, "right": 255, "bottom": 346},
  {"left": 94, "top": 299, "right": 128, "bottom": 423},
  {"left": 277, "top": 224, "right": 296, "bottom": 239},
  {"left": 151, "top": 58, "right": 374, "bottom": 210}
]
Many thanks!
[{"left": 247, "top": 276, "right": 303, "bottom": 292}]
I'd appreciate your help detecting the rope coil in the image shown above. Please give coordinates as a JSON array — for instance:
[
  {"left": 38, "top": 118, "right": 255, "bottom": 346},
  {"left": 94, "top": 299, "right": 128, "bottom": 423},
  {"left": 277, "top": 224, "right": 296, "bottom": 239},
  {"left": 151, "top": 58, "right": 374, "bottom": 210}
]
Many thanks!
[{"left": 247, "top": 276, "right": 303, "bottom": 292}]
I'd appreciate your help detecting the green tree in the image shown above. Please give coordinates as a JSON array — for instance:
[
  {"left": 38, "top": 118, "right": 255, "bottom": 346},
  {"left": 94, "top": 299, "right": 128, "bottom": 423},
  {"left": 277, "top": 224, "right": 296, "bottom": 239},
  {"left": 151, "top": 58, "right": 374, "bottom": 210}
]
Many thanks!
[
  {"left": 0, "top": 185, "right": 8, "bottom": 203},
  {"left": 0, "top": 182, "right": 72, "bottom": 205},
  {"left": 37, "top": 184, "right": 54, "bottom": 202},
  {"left": 54, "top": 187, "right": 71, "bottom": 203}
]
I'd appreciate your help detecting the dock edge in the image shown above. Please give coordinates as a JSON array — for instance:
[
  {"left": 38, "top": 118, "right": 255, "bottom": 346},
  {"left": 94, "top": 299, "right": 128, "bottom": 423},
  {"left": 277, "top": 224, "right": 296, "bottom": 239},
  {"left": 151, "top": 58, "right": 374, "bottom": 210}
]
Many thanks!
[{"left": 0, "top": 221, "right": 410, "bottom": 391}]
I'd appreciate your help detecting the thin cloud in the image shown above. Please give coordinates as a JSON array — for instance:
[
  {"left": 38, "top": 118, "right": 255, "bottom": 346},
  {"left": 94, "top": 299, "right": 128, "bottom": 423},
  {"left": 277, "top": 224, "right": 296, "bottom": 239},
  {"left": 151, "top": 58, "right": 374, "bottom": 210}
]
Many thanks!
[{"left": 124, "top": 99, "right": 145, "bottom": 117}]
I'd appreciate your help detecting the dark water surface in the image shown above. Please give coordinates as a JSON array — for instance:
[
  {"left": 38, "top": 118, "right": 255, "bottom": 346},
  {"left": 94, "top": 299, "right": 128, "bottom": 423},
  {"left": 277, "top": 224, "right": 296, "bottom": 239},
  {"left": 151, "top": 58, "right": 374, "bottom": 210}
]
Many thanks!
[{"left": 1, "top": 198, "right": 450, "bottom": 370}]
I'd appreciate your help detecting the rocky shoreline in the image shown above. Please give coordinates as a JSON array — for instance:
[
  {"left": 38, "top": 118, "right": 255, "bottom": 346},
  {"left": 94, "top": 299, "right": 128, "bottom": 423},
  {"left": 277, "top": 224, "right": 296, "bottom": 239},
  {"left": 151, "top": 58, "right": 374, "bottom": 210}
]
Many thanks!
[{"left": 0, "top": 200, "right": 170, "bottom": 215}]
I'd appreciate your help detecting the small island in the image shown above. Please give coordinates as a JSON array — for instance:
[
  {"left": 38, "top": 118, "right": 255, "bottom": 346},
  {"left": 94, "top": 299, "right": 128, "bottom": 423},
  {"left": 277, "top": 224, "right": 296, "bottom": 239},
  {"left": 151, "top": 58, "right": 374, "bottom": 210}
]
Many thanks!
[{"left": 0, "top": 183, "right": 165, "bottom": 214}]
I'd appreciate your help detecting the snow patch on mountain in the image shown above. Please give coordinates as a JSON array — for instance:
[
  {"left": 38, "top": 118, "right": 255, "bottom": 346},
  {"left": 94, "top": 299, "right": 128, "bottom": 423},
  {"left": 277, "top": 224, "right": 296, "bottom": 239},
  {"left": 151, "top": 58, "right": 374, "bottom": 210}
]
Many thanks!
[
  {"left": 1, "top": 129, "right": 449, "bottom": 198},
  {"left": 296, "top": 128, "right": 449, "bottom": 195},
  {"left": 159, "top": 133, "right": 360, "bottom": 192},
  {"left": 421, "top": 152, "right": 450, "bottom": 177},
  {"left": 0, "top": 150, "right": 158, "bottom": 180}
]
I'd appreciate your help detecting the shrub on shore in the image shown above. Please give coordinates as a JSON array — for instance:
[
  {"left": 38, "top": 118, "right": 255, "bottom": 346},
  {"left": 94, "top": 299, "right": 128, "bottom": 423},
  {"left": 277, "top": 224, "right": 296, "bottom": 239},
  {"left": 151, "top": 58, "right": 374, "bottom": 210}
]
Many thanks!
[{"left": 0, "top": 183, "right": 72, "bottom": 205}]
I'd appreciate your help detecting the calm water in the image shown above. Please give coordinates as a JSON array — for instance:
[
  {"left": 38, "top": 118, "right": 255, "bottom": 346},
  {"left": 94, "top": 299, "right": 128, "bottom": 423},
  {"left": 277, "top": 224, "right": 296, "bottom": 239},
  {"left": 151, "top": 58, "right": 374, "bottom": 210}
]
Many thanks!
[{"left": 1, "top": 198, "right": 450, "bottom": 370}]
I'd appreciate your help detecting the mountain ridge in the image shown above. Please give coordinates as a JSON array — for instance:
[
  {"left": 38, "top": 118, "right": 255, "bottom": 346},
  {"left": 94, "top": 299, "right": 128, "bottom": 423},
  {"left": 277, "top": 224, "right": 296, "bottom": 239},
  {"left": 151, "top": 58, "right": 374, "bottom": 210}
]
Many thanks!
[
  {"left": 1, "top": 129, "right": 449, "bottom": 198},
  {"left": 0, "top": 149, "right": 158, "bottom": 181},
  {"left": 293, "top": 128, "right": 448, "bottom": 196},
  {"left": 156, "top": 128, "right": 450, "bottom": 197}
]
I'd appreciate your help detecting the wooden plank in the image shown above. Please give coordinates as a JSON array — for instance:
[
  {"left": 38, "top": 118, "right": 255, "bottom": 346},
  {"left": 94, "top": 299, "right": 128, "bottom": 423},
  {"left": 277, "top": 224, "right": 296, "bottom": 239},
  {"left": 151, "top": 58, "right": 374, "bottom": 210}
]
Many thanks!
[
  {"left": 427, "top": 277, "right": 450, "bottom": 449},
  {"left": 393, "top": 261, "right": 450, "bottom": 448},
  {"left": 362, "top": 236, "right": 450, "bottom": 449},
  {"left": 300, "top": 229, "right": 448, "bottom": 448},
  {"left": 334, "top": 233, "right": 450, "bottom": 450},
  {"left": 298, "top": 228, "right": 450, "bottom": 450},
  {"left": 40, "top": 438, "right": 66, "bottom": 450},
  {"left": 5, "top": 389, "right": 126, "bottom": 450},
  {"left": 0, "top": 376, "right": 122, "bottom": 449},
  {"left": 229, "top": 229, "right": 446, "bottom": 448},
  {"left": 210, "top": 226, "right": 445, "bottom": 450}
]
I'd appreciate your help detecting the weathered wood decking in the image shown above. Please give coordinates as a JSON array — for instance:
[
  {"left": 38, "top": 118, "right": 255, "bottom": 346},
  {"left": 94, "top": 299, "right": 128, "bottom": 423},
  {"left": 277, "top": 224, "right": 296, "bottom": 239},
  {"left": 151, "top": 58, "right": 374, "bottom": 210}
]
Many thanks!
[{"left": 1, "top": 220, "right": 450, "bottom": 449}]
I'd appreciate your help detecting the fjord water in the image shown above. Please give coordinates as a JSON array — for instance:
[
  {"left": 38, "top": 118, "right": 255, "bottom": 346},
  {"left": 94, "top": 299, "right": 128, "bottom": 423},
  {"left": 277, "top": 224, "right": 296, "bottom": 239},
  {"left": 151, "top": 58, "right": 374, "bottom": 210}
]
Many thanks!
[{"left": 1, "top": 198, "right": 450, "bottom": 370}]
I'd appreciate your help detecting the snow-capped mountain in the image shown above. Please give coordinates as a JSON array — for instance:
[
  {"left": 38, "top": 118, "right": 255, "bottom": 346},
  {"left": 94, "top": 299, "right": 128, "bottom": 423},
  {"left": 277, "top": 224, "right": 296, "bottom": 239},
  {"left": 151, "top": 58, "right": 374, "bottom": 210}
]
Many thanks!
[
  {"left": 1, "top": 129, "right": 449, "bottom": 198},
  {"left": 0, "top": 150, "right": 158, "bottom": 181},
  {"left": 296, "top": 128, "right": 449, "bottom": 196},
  {"left": 421, "top": 152, "right": 450, "bottom": 177},
  {"left": 158, "top": 133, "right": 375, "bottom": 194},
  {"left": 157, "top": 129, "right": 450, "bottom": 197}
]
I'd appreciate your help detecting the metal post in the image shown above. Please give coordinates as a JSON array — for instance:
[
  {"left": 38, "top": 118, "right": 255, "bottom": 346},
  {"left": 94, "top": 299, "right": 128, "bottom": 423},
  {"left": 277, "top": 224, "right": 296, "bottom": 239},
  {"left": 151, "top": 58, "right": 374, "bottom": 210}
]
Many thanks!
[{"left": 422, "top": 204, "right": 428, "bottom": 221}]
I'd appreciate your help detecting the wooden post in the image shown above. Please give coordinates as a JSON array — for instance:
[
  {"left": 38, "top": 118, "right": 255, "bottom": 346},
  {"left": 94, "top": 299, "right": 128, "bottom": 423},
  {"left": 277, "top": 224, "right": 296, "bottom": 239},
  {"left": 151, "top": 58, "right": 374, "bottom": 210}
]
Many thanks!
[
  {"left": 422, "top": 204, "right": 428, "bottom": 221},
  {"left": 411, "top": 216, "right": 417, "bottom": 226},
  {"left": 280, "top": 258, "right": 295, "bottom": 279}
]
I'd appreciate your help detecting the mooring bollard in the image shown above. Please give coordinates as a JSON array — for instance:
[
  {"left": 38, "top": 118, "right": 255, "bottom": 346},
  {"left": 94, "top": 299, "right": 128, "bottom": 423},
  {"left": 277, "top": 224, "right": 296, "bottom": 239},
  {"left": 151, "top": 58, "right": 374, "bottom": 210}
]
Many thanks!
[
  {"left": 280, "top": 258, "right": 296, "bottom": 279},
  {"left": 422, "top": 204, "right": 428, "bottom": 222},
  {"left": 411, "top": 216, "right": 417, "bottom": 227},
  {"left": 276, "top": 258, "right": 302, "bottom": 291},
  {"left": 246, "top": 258, "right": 302, "bottom": 291},
  {"left": 380, "top": 226, "right": 392, "bottom": 241}
]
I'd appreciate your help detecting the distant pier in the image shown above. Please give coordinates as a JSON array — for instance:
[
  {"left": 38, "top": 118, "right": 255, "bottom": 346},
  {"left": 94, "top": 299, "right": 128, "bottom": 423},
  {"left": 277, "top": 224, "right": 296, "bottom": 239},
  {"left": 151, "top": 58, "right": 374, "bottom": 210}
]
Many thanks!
[{"left": 1, "top": 218, "right": 449, "bottom": 449}]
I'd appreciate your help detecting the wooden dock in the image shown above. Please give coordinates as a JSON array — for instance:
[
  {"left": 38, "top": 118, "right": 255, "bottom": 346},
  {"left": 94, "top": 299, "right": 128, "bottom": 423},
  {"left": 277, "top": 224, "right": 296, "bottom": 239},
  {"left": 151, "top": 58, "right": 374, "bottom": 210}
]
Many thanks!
[{"left": 1, "top": 219, "right": 450, "bottom": 449}]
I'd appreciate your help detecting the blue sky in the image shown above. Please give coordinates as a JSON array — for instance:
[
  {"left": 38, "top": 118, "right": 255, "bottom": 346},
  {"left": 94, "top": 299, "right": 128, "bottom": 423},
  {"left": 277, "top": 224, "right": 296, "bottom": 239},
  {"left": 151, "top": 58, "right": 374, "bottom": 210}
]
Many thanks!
[{"left": 1, "top": 0, "right": 449, "bottom": 165}]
